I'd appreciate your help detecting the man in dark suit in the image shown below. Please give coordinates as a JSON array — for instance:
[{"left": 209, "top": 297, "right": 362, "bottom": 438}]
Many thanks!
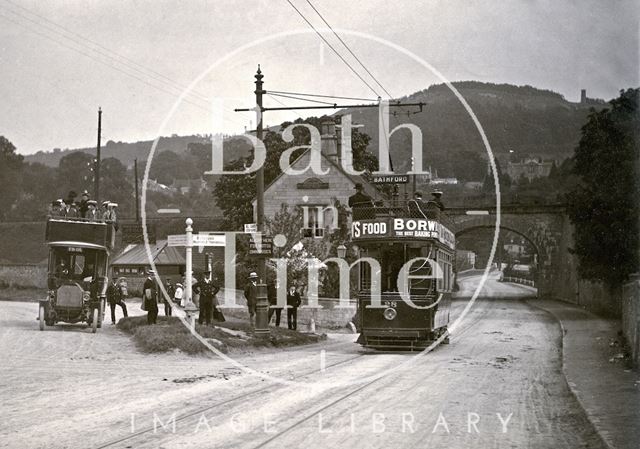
[
  {"left": 286, "top": 285, "right": 302, "bottom": 330},
  {"left": 348, "top": 183, "right": 373, "bottom": 208},
  {"left": 194, "top": 271, "right": 219, "bottom": 325},
  {"left": 78, "top": 191, "right": 90, "bottom": 218},
  {"left": 142, "top": 270, "right": 158, "bottom": 325},
  {"left": 243, "top": 272, "right": 259, "bottom": 328},
  {"left": 107, "top": 277, "right": 128, "bottom": 324}
]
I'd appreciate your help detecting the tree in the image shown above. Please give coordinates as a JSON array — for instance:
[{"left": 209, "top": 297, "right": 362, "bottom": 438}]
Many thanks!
[
  {"left": 0, "top": 136, "right": 24, "bottom": 220},
  {"left": 567, "top": 88, "right": 639, "bottom": 288},
  {"left": 57, "top": 151, "right": 94, "bottom": 198},
  {"left": 213, "top": 115, "right": 376, "bottom": 231},
  {"left": 100, "top": 157, "right": 134, "bottom": 215}
]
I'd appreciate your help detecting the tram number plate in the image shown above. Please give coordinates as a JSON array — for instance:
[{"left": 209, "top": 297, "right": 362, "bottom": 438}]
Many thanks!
[{"left": 383, "top": 301, "right": 397, "bottom": 308}]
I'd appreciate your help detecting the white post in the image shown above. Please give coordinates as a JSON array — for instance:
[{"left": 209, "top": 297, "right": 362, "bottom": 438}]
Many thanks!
[{"left": 185, "top": 218, "right": 194, "bottom": 306}]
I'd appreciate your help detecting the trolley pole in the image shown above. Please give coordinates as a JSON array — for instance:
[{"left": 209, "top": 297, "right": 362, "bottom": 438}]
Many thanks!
[{"left": 254, "top": 66, "right": 269, "bottom": 336}]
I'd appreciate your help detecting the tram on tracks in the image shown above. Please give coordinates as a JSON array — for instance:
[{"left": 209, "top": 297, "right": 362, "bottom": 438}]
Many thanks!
[
  {"left": 350, "top": 199, "right": 455, "bottom": 350},
  {"left": 39, "top": 218, "right": 115, "bottom": 333}
]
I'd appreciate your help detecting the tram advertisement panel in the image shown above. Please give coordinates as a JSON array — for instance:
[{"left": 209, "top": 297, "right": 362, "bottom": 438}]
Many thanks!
[{"left": 351, "top": 218, "right": 455, "bottom": 249}]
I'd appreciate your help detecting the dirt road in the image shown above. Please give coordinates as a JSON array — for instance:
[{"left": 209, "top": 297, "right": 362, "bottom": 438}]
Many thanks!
[{"left": 0, "top": 273, "right": 605, "bottom": 448}]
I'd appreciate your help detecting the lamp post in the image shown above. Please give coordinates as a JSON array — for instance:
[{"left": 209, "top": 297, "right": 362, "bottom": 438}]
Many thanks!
[{"left": 337, "top": 244, "right": 347, "bottom": 259}]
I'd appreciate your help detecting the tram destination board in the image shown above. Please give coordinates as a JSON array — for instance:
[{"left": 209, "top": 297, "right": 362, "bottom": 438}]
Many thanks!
[{"left": 371, "top": 175, "right": 409, "bottom": 184}]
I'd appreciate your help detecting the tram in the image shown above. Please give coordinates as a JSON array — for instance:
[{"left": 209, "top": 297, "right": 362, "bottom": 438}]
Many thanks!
[
  {"left": 351, "top": 199, "right": 455, "bottom": 350},
  {"left": 39, "top": 218, "right": 115, "bottom": 332}
]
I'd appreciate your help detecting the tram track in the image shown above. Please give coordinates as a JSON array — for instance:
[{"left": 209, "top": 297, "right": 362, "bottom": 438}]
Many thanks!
[
  {"left": 94, "top": 300, "right": 492, "bottom": 449},
  {"left": 93, "top": 350, "right": 367, "bottom": 449}
]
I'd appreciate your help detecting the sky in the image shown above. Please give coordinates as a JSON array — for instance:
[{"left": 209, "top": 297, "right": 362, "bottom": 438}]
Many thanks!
[{"left": 0, "top": 0, "right": 638, "bottom": 155}]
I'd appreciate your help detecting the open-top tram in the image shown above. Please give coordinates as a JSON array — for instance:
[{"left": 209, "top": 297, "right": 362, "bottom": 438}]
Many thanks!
[
  {"left": 39, "top": 218, "right": 116, "bottom": 332},
  {"left": 351, "top": 199, "right": 455, "bottom": 350}
]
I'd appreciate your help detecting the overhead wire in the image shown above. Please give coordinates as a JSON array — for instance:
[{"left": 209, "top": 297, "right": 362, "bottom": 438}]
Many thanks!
[
  {"left": 304, "top": 0, "right": 394, "bottom": 99},
  {"left": 284, "top": 0, "right": 380, "bottom": 98},
  {"left": 267, "top": 90, "right": 378, "bottom": 102},
  {"left": 0, "top": 2, "right": 247, "bottom": 127},
  {"left": 268, "top": 92, "right": 337, "bottom": 106}
]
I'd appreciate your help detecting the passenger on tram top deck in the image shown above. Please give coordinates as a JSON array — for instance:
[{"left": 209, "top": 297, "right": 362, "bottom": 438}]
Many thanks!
[
  {"left": 408, "top": 191, "right": 427, "bottom": 218},
  {"left": 348, "top": 183, "right": 374, "bottom": 208},
  {"left": 86, "top": 200, "right": 99, "bottom": 221},
  {"left": 431, "top": 190, "right": 445, "bottom": 211},
  {"left": 78, "top": 190, "right": 90, "bottom": 218}
]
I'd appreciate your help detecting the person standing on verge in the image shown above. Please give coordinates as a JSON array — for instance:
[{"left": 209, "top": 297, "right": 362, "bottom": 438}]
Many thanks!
[
  {"left": 164, "top": 279, "right": 175, "bottom": 317},
  {"left": 195, "top": 270, "right": 219, "bottom": 325},
  {"left": 143, "top": 270, "right": 158, "bottom": 325},
  {"left": 107, "top": 277, "right": 128, "bottom": 324},
  {"left": 243, "top": 272, "right": 259, "bottom": 328},
  {"left": 267, "top": 279, "right": 282, "bottom": 327},
  {"left": 286, "top": 285, "right": 302, "bottom": 330}
]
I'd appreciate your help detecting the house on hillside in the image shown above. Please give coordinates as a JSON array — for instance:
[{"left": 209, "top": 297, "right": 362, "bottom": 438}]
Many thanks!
[
  {"left": 506, "top": 156, "right": 554, "bottom": 182},
  {"left": 172, "top": 178, "right": 207, "bottom": 195},
  {"left": 254, "top": 120, "right": 378, "bottom": 236}
]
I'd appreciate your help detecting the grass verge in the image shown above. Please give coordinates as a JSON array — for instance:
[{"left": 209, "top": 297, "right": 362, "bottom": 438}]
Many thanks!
[{"left": 117, "top": 315, "right": 326, "bottom": 355}]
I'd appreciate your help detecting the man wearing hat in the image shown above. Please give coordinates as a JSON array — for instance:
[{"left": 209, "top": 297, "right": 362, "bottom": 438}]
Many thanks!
[
  {"left": 409, "top": 191, "right": 426, "bottom": 218},
  {"left": 78, "top": 190, "right": 90, "bottom": 218},
  {"left": 431, "top": 190, "right": 445, "bottom": 211},
  {"left": 142, "top": 270, "right": 159, "bottom": 325},
  {"left": 243, "top": 272, "right": 259, "bottom": 328},
  {"left": 348, "top": 183, "right": 373, "bottom": 209},
  {"left": 107, "top": 276, "right": 128, "bottom": 324},
  {"left": 194, "top": 271, "right": 220, "bottom": 325}
]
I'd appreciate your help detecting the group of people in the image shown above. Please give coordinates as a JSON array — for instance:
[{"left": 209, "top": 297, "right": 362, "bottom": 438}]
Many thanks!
[
  {"left": 348, "top": 182, "right": 445, "bottom": 216},
  {"left": 141, "top": 269, "right": 225, "bottom": 326},
  {"left": 49, "top": 190, "right": 118, "bottom": 225},
  {"left": 133, "top": 270, "right": 303, "bottom": 331},
  {"left": 243, "top": 272, "right": 302, "bottom": 330}
]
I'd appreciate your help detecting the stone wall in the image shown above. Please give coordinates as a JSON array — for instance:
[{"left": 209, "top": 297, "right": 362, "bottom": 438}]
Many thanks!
[
  {"left": 0, "top": 263, "right": 48, "bottom": 289},
  {"left": 622, "top": 275, "right": 640, "bottom": 368}
]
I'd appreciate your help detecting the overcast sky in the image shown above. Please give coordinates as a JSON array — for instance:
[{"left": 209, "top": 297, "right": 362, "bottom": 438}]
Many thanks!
[{"left": 1, "top": 0, "right": 638, "bottom": 155}]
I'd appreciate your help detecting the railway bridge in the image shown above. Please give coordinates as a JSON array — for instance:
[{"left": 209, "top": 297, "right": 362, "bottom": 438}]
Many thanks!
[{"left": 446, "top": 204, "right": 575, "bottom": 300}]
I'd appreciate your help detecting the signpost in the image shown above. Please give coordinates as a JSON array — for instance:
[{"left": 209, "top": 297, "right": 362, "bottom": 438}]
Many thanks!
[
  {"left": 167, "top": 219, "right": 228, "bottom": 327},
  {"left": 244, "top": 223, "right": 257, "bottom": 233}
]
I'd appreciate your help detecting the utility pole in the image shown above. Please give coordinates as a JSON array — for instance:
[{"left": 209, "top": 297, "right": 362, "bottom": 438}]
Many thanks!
[
  {"left": 235, "top": 68, "right": 427, "bottom": 337},
  {"left": 95, "top": 107, "right": 102, "bottom": 204},
  {"left": 134, "top": 158, "right": 140, "bottom": 223},
  {"left": 254, "top": 66, "right": 269, "bottom": 336}
]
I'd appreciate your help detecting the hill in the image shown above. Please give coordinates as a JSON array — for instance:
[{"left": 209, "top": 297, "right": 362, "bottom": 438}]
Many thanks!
[
  {"left": 341, "top": 81, "right": 606, "bottom": 175},
  {"left": 24, "top": 82, "right": 607, "bottom": 180}
]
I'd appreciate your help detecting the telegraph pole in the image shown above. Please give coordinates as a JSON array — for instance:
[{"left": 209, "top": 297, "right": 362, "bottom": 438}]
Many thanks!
[
  {"left": 95, "top": 107, "right": 102, "bottom": 204},
  {"left": 254, "top": 66, "right": 269, "bottom": 336},
  {"left": 235, "top": 67, "right": 426, "bottom": 337},
  {"left": 134, "top": 158, "right": 140, "bottom": 223}
]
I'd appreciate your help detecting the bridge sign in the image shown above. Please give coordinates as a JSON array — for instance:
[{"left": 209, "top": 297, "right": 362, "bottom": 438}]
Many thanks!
[{"left": 371, "top": 175, "right": 409, "bottom": 184}]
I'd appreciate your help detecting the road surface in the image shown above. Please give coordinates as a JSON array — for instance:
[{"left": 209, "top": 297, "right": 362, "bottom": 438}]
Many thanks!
[{"left": 0, "top": 272, "right": 606, "bottom": 448}]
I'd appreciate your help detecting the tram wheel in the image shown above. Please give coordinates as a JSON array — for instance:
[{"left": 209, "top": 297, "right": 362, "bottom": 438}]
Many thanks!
[
  {"left": 39, "top": 305, "right": 45, "bottom": 331},
  {"left": 91, "top": 308, "right": 98, "bottom": 334}
]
